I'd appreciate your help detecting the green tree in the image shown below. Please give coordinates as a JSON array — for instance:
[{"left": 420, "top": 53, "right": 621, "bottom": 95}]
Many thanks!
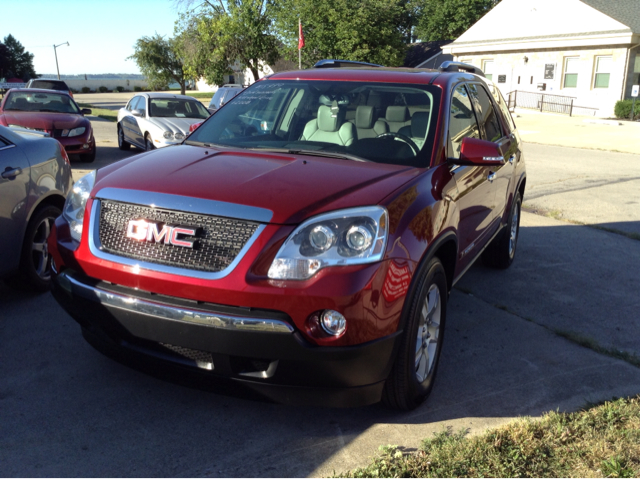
[
  {"left": 176, "top": 0, "right": 280, "bottom": 87},
  {"left": 415, "top": 0, "right": 500, "bottom": 41},
  {"left": 272, "top": 0, "right": 408, "bottom": 68},
  {"left": 128, "top": 34, "right": 191, "bottom": 94},
  {"left": 2, "top": 35, "right": 37, "bottom": 81}
]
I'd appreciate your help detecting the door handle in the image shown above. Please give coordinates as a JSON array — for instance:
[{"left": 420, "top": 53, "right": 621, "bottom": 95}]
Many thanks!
[
  {"left": 2, "top": 167, "right": 22, "bottom": 179},
  {"left": 487, "top": 172, "right": 496, "bottom": 183},
  {"left": 508, "top": 155, "right": 515, "bottom": 164}
]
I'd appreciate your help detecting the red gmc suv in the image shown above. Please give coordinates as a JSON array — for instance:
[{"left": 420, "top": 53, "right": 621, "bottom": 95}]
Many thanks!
[{"left": 50, "top": 61, "right": 526, "bottom": 410}]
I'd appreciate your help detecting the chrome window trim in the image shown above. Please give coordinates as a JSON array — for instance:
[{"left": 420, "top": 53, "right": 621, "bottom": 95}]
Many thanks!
[
  {"left": 0, "top": 144, "right": 16, "bottom": 152},
  {"left": 88, "top": 197, "right": 267, "bottom": 280},
  {"left": 60, "top": 271, "right": 294, "bottom": 333},
  {"left": 95, "top": 187, "right": 273, "bottom": 223}
]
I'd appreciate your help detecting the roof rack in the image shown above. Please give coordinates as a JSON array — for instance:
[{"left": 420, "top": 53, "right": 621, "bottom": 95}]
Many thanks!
[
  {"left": 312, "top": 59, "right": 384, "bottom": 69},
  {"left": 438, "top": 61, "right": 485, "bottom": 77}
]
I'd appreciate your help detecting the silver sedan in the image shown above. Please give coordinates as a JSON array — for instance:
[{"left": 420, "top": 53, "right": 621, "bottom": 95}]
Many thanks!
[{"left": 117, "top": 93, "right": 210, "bottom": 151}]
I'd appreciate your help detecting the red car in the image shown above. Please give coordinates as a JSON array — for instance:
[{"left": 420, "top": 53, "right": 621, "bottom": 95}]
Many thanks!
[
  {"left": 50, "top": 61, "right": 526, "bottom": 409},
  {"left": 0, "top": 89, "right": 95, "bottom": 162}
]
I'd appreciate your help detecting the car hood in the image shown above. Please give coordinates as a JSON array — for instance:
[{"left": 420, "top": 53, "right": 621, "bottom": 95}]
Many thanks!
[
  {"left": 147, "top": 117, "right": 204, "bottom": 134},
  {"left": 0, "top": 111, "right": 88, "bottom": 130},
  {"left": 93, "top": 145, "right": 420, "bottom": 225}
]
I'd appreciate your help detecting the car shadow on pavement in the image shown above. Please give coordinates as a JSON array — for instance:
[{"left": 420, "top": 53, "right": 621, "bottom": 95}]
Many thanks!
[{"left": 1, "top": 217, "right": 640, "bottom": 477}]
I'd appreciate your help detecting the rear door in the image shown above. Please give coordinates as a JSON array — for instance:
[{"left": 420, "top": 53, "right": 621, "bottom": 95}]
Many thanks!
[
  {"left": 0, "top": 135, "right": 31, "bottom": 276},
  {"left": 447, "top": 83, "right": 497, "bottom": 272}
]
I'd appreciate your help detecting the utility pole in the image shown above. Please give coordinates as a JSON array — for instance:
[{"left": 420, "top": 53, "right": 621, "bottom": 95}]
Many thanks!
[{"left": 53, "top": 42, "right": 69, "bottom": 80}]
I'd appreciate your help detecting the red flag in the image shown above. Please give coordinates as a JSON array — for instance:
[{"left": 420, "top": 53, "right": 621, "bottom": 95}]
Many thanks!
[{"left": 298, "top": 20, "right": 305, "bottom": 50}]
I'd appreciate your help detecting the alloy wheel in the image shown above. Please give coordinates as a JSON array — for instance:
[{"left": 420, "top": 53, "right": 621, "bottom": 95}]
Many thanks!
[{"left": 415, "top": 283, "right": 441, "bottom": 383}]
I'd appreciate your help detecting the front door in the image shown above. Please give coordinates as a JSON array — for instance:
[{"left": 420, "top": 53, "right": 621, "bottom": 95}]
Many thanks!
[
  {"left": 0, "top": 136, "right": 31, "bottom": 276},
  {"left": 447, "top": 83, "right": 497, "bottom": 275}
]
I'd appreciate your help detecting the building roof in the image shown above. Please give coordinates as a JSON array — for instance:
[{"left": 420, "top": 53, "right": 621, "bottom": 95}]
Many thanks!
[
  {"left": 403, "top": 41, "right": 453, "bottom": 68},
  {"left": 581, "top": 0, "right": 640, "bottom": 34}
]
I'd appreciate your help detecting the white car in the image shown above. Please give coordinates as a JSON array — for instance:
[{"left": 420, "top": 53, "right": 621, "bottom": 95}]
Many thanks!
[{"left": 117, "top": 93, "right": 210, "bottom": 151}]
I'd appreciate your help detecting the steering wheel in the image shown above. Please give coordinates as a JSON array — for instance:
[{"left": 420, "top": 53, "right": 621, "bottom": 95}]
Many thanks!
[{"left": 375, "top": 132, "right": 420, "bottom": 155}]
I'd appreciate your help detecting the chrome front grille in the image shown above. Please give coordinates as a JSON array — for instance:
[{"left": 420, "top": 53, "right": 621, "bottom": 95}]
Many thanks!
[{"left": 97, "top": 199, "right": 260, "bottom": 273}]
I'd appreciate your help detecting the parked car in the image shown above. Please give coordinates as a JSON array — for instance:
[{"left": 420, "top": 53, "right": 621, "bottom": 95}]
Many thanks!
[
  {"left": 25, "top": 78, "right": 74, "bottom": 97},
  {"left": 50, "top": 61, "right": 525, "bottom": 410},
  {"left": 117, "top": 93, "right": 210, "bottom": 151},
  {"left": 208, "top": 84, "right": 245, "bottom": 113},
  {"left": 0, "top": 89, "right": 96, "bottom": 162},
  {"left": 0, "top": 125, "right": 72, "bottom": 291}
]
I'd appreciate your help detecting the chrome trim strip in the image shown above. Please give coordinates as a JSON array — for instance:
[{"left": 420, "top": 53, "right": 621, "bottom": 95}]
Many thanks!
[
  {"left": 0, "top": 144, "right": 16, "bottom": 152},
  {"left": 88, "top": 200, "right": 267, "bottom": 280},
  {"left": 95, "top": 187, "right": 273, "bottom": 223},
  {"left": 64, "top": 272, "right": 294, "bottom": 333}
]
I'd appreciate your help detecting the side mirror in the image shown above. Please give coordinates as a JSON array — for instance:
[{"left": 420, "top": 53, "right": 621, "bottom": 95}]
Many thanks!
[
  {"left": 81, "top": 108, "right": 92, "bottom": 115},
  {"left": 450, "top": 137, "right": 504, "bottom": 166},
  {"left": 132, "top": 109, "right": 144, "bottom": 117}
]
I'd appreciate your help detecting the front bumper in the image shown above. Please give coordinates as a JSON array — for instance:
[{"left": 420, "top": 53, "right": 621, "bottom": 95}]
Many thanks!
[
  {"left": 58, "top": 133, "right": 95, "bottom": 155},
  {"left": 52, "top": 269, "right": 400, "bottom": 407}
]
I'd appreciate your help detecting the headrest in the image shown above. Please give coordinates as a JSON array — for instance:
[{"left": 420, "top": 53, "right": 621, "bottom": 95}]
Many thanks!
[
  {"left": 386, "top": 106, "right": 409, "bottom": 123},
  {"left": 317, "top": 104, "right": 344, "bottom": 132},
  {"left": 355, "top": 106, "right": 375, "bottom": 129},
  {"left": 366, "top": 92, "right": 383, "bottom": 109},
  {"left": 411, "top": 112, "right": 430, "bottom": 138}
]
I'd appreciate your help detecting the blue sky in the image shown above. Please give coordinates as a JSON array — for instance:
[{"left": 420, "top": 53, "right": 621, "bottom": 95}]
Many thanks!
[{"left": 3, "top": 0, "right": 180, "bottom": 75}]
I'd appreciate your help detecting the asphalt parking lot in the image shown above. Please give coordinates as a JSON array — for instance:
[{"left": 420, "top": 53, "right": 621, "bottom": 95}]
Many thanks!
[{"left": 2, "top": 114, "right": 640, "bottom": 476}]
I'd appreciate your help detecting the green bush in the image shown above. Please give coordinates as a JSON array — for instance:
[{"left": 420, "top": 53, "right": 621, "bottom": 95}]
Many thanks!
[
  {"left": 133, "top": 86, "right": 143, "bottom": 92},
  {"left": 98, "top": 86, "right": 108, "bottom": 93},
  {"left": 115, "top": 86, "right": 125, "bottom": 92},
  {"left": 614, "top": 100, "right": 640, "bottom": 120},
  {"left": 81, "top": 86, "right": 91, "bottom": 93}
]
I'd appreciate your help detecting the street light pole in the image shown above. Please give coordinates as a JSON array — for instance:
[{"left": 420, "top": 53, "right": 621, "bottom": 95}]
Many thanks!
[{"left": 53, "top": 42, "right": 69, "bottom": 80}]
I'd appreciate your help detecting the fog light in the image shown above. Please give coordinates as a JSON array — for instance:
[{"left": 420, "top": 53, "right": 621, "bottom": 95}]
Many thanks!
[
  {"left": 320, "top": 310, "right": 346, "bottom": 336},
  {"left": 82, "top": 143, "right": 89, "bottom": 149}
]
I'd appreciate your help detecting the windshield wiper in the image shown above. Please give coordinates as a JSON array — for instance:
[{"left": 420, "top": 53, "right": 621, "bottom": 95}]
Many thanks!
[
  {"left": 184, "top": 140, "right": 213, "bottom": 147},
  {"left": 248, "top": 147, "right": 369, "bottom": 162}
]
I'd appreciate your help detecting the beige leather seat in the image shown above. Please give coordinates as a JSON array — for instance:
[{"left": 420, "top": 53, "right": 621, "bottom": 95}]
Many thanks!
[
  {"left": 383, "top": 106, "right": 411, "bottom": 133},
  {"left": 398, "top": 111, "right": 431, "bottom": 149},
  {"left": 300, "top": 105, "right": 355, "bottom": 146},
  {"left": 352, "top": 106, "right": 388, "bottom": 139}
]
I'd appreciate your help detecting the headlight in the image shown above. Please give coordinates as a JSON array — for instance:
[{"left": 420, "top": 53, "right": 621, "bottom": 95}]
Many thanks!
[
  {"left": 62, "top": 170, "right": 96, "bottom": 242},
  {"left": 163, "top": 131, "right": 174, "bottom": 140},
  {"left": 174, "top": 132, "right": 185, "bottom": 141},
  {"left": 267, "top": 206, "right": 388, "bottom": 280},
  {"left": 67, "top": 127, "right": 86, "bottom": 137}
]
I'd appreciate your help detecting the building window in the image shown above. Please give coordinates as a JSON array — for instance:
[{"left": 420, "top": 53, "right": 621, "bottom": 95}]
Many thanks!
[
  {"left": 594, "top": 56, "right": 612, "bottom": 89},
  {"left": 483, "top": 60, "right": 494, "bottom": 81},
  {"left": 563, "top": 57, "right": 579, "bottom": 88}
]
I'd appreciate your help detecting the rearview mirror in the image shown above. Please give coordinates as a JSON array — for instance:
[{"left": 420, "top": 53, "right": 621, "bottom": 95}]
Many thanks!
[
  {"left": 450, "top": 137, "right": 504, "bottom": 166},
  {"left": 81, "top": 108, "right": 92, "bottom": 115}
]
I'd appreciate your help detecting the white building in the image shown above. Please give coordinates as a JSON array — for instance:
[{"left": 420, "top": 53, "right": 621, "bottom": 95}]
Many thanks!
[{"left": 442, "top": 0, "right": 640, "bottom": 117}]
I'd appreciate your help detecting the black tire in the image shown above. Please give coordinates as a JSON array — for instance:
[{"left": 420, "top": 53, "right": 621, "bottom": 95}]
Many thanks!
[
  {"left": 16, "top": 205, "right": 61, "bottom": 292},
  {"left": 145, "top": 134, "right": 155, "bottom": 151},
  {"left": 117, "top": 124, "right": 130, "bottom": 151},
  {"left": 382, "top": 257, "right": 448, "bottom": 410},
  {"left": 482, "top": 191, "right": 522, "bottom": 269},
  {"left": 79, "top": 148, "right": 96, "bottom": 163}
]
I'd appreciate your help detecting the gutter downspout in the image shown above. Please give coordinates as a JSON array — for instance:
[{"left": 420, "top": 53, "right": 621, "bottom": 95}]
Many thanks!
[{"left": 621, "top": 42, "right": 640, "bottom": 100}]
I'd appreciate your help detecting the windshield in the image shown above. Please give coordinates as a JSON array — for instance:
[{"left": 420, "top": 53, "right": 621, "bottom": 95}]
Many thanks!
[
  {"left": 4, "top": 91, "right": 80, "bottom": 114},
  {"left": 149, "top": 98, "right": 209, "bottom": 119},
  {"left": 188, "top": 80, "right": 440, "bottom": 167}
]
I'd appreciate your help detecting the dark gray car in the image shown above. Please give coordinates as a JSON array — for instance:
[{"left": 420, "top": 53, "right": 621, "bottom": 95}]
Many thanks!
[{"left": 0, "top": 125, "right": 72, "bottom": 291}]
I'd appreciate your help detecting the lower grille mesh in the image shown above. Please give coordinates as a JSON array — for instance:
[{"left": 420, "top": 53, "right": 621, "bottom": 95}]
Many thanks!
[
  {"left": 160, "top": 343, "right": 213, "bottom": 370},
  {"left": 97, "top": 200, "right": 260, "bottom": 273}
]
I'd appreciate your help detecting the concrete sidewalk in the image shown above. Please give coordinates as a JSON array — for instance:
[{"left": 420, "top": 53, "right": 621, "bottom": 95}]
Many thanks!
[{"left": 515, "top": 108, "right": 640, "bottom": 154}]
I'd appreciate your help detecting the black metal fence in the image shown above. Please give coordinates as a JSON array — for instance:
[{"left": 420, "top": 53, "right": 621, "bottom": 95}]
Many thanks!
[{"left": 507, "top": 90, "right": 598, "bottom": 117}]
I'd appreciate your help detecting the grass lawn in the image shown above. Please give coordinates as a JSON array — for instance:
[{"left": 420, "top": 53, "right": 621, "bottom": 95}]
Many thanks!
[
  {"left": 340, "top": 396, "right": 640, "bottom": 478},
  {"left": 185, "top": 92, "right": 214, "bottom": 100},
  {"left": 78, "top": 103, "right": 117, "bottom": 122}
]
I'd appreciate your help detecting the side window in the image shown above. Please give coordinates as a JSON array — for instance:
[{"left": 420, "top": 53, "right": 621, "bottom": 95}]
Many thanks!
[
  {"left": 490, "top": 85, "right": 516, "bottom": 133},
  {"left": 127, "top": 97, "right": 140, "bottom": 111},
  {"left": 211, "top": 90, "right": 225, "bottom": 108},
  {"left": 448, "top": 84, "right": 480, "bottom": 159},
  {"left": 467, "top": 84, "right": 503, "bottom": 142},
  {"left": 137, "top": 97, "right": 147, "bottom": 115}
]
